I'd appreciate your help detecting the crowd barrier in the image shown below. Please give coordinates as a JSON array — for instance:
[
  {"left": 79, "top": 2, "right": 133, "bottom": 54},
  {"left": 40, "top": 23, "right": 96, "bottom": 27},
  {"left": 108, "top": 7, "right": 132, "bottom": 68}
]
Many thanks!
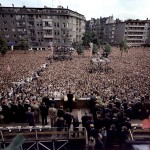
[
  {"left": 0, "top": 126, "right": 87, "bottom": 150},
  {"left": 129, "top": 124, "right": 150, "bottom": 141}
]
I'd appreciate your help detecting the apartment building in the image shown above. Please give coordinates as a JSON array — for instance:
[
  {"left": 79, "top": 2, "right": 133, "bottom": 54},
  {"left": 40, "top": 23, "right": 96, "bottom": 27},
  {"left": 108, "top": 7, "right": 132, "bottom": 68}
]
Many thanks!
[
  {"left": 86, "top": 16, "right": 150, "bottom": 47},
  {"left": 0, "top": 6, "right": 86, "bottom": 48},
  {"left": 124, "top": 20, "right": 150, "bottom": 47},
  {"left": 86, "top": 16, "right": 115, "bottom": 44}
]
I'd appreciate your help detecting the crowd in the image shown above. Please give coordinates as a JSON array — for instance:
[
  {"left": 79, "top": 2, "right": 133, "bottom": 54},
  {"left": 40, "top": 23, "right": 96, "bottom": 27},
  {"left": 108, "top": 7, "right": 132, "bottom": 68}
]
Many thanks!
[
  {"left": 0, "top": 47, "right": 149, "bottom": 100},
  {"left": 0, "top": 47, "right": 149, "bottom": 149}
]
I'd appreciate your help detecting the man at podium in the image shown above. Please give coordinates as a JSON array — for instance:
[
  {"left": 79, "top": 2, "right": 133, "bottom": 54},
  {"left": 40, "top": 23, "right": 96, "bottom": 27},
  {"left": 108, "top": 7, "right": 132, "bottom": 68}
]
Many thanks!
[{"left": 67, "top": 91, "right": 73, "bottom": 112}]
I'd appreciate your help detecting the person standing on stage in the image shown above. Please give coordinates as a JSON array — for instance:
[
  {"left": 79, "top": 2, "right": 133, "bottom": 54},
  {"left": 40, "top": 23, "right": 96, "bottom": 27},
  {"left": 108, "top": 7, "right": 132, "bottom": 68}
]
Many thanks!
[
  {"left": 26, "top": 107, "right": 35, "bottom": 126},
  {"left": 67, "top": 91, "right": 73, "bottom": 112},
  {"left": 48, "top": 103, "right": 57, "bottom": 127}
]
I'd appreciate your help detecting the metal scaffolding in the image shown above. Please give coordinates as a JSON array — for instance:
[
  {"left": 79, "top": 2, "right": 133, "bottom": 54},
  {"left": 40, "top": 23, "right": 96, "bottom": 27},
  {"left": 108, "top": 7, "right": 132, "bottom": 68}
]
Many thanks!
[
  {"left": 53, "top": 46, "right": 73, "bottom": 61},
  {"left": 0, "top": 126, "right": 87, "bottom": 150}
]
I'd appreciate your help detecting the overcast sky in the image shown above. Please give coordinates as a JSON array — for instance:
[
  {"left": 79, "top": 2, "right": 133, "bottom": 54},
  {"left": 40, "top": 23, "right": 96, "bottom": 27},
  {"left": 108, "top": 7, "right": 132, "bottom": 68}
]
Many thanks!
[{"left": 1, "top": 0, "right": 150, "bottom": 20}]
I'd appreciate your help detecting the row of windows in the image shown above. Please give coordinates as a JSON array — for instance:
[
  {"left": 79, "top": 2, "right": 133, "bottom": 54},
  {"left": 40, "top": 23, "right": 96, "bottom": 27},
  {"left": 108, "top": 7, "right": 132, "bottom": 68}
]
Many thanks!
[
  {"left": 0, "top": 14, "right": 13, "bottom": 18},
  {"left": 55, "top": 39, "right": 67, "bottom": 43}
]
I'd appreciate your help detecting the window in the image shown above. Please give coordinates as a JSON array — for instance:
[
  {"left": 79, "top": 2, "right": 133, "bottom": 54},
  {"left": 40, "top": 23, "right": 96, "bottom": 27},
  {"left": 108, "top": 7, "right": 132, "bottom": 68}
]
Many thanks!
[
  {"left": 57, "top": 23, "right": 59, "bottom": 27},
  {"left": 45, "top": 30, "right": 52, "bottom": 35},
  {"left": 63, "top": 23, "right": 66, "bottom": 28},
  {"left": 5, "top": 35, "right": 9, "bottom": 38},
  {"left": 13, "top": 35, "right": 16, "bottom": 37},
  {"left": 4, "top": 28, "right": 8, "bottom": 31},
  {"left": 54, "top": 23, "right": 56, "bottom": 27},
  {"left": 3, "top": 21, "right": 7, "bottom": 25},
  {"left": 11, "top": 21, "right": 15, "bottom": 25},
  {"left": 45, "top": 22, "right": 48, "bottom": 27}
]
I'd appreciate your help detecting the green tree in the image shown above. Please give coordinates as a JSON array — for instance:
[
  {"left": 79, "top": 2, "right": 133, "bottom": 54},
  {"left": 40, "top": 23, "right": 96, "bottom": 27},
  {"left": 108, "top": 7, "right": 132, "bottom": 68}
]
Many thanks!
[
  {"left": 119, "top": 39, "right": 128, "bottom": 58},
  {"left": 103, "top": 43, "right": 111, "bottom": 58},
  {"left": 92, "top": 44, "right": 99, "bottom": 54},
  {"left": 82, "top": 31, "right": 100, "bottom": 47},
  {"left": 73, "top": 43, "right": 84, "bottom": 56},
  {"left": 20, "top": 38, "right": 29, "bottom": 51},
  {"left": 0, "top": 35, "right": 8, "bottom": 56}
]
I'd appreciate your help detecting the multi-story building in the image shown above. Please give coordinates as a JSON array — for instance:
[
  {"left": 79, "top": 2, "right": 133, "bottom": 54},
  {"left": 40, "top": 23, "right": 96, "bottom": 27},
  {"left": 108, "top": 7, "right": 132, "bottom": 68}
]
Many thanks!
[
  {"left": 104, "top": 20, "right": 121, "bottom": 44},
  {"left": 86, "top": 16, "right": 150, "bottom": 47},
  {"left": 0, "top": 6, "right": 86, "bottom": 48},
  {"left": 105, "top": 19, "right": 150, "bottom": 46},
  {"left": 86, "top": 16, "right": 115, "bottom": 44},
  {"left": 124, "top": 20, "right": 150, "bottom": 47}
]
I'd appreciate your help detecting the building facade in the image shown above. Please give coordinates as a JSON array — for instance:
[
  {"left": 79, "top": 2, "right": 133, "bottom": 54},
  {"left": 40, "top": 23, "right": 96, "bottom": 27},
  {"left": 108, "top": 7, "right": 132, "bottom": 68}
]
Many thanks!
[
  {"left": 86, "top": 17, "right": 150, "bottom": 47},
  {"left": 0, "top": 6, "right": 86, "bottom": 48}
]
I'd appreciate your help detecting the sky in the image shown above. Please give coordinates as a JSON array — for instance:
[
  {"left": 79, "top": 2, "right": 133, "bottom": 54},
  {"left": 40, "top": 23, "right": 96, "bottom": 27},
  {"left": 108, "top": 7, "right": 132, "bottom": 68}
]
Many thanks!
[{"left": 1, "top": 0, "right": 150, "bottom": 20}]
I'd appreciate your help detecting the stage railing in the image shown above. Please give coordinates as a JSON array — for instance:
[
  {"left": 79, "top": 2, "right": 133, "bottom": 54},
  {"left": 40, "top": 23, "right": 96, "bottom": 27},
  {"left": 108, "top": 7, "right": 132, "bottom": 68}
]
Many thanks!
[
  {"left": 130, "top": 124, "right": 150, "bottom": 141},
  {"left": 0, "top": 126, "right": 87, "bottom": 150}
]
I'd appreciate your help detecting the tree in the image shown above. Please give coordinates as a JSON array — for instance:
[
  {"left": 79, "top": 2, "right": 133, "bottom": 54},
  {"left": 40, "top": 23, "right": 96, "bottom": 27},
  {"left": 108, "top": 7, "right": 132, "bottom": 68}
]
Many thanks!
[
  {"left": 119, "top": 40, "right": 128, "bottom": 58},
  {"left": 73, "top": 42, "right": 84, "bottom": 56},
  {"left": 82, "top": 31, "right": 100, "bottom": 47},
  {"left": 92, "top": 44, "right": 99, "bottom": 54},
  {"left": 103, "top": 43, "right": 111, "bottom": 58},
  {"left": 0, "top": 35, "right": 8, "bottom": 56},
  {"left": 20, "top": 38, "right": 29, "bottom": 51}
]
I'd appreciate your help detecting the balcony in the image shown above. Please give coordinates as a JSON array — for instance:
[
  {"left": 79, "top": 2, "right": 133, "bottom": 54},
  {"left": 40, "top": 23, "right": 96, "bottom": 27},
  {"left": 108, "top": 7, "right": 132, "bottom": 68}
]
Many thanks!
[
  {"left": 126, "top": 38, "right": 143, "bottom": 41},
  {"left": 28, "top": 18, "right": 34, "bottom": 22},
  {"left": 28, "top": 26, "right": 35, "bottom": 29},
  {"left": 18, "top": 31, "right": 27, "bottom": 35},
  {"left": 127, "top": 34, "right": 143, "bottom": 37},
  {"left": 128, "top": 24, "right": 145, "bottom": 28},
  {"left": 61, "top": 28, "right": 71, "bottom": 31},
  {"left": 16, "top": 18, "right": 25, "bottom": 21},
  {"left": 16, "top": 24, "right": 26, "bottom": 28},
  {"left": 43, "top": 34, "right": 53, "bottom": 38},
  {"left": 29, "top": 34, "right": 36, "bottom": 37},
  {"left": 43, "top": 26, "right": 53, "bottom": 30}
]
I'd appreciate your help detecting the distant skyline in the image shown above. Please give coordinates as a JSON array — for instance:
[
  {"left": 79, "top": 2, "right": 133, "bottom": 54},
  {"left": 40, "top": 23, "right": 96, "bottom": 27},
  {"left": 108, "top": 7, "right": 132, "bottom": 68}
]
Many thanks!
[{"left": 1, "top": 0, "right": 150, "bottom": 20}]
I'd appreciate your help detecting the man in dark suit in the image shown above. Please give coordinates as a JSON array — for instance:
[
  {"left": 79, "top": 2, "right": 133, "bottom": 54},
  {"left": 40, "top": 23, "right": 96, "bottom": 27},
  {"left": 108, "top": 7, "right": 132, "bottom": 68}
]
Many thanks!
[
  {"left": 89, "top": 93, "right": 96, "bottom": 113},
  {"left": 64, "top": 109, "right": 72, "bottom": 130},
  {"left": 67, "top": 91, "right": 73, "bottom": 112},
  {"left": 26, "top": 107, "right": 35, "bottom": 126},
  {"left": 40, "top": 102, "right": 48, "bottom": 125}
]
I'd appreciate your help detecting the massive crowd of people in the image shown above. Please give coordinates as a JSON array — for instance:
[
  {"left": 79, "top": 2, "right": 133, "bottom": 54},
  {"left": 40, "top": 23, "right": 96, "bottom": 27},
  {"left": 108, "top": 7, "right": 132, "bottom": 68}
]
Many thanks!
[
  {"left": 0, "top": 47, "right": 149, "bottom": 149},
  {"left": 0, "top": 47, "right": 149, "bottom": 100}
]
